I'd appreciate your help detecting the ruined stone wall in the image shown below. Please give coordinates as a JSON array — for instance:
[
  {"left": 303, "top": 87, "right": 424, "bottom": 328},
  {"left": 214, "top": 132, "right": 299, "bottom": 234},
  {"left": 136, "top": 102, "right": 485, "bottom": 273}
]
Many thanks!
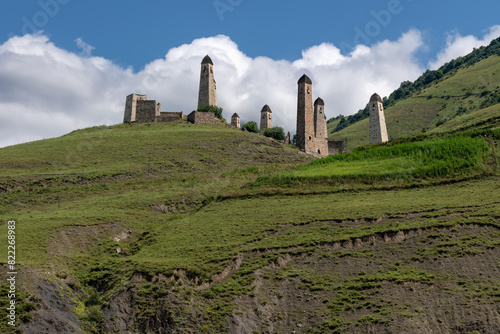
[
  {"left": 198, "top": 63, "right": 217, "bottom": 109},
  {"left": 328, "top": 139, "right": 347, "bottom": 156},
  {"left": 187, "top": 111, "right": 221, "bottom": 125},
  {"left": 369, "top": 97, "right": 389, "bottom": 145},
  {"left": 135, "top": 100, "right": 158, "bottom": 123},
  {"left": 157, "top": 112, "right": 183, "bottom": 123}
]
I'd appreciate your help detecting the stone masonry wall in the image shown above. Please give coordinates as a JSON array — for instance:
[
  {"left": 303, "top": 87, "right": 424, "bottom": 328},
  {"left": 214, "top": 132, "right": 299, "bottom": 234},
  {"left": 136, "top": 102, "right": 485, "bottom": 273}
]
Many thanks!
[
  {"left": 157, "top": 112, "right": 183, "bottom": 123},
  {"left": 135, "top": 100, "right": 158, "bottom": 123},
  {"left": 187, "top": 111, "right": 220, "bottom": 125},
  {"left": 328, "top": 139, "right": 347, "bottom": 155}
]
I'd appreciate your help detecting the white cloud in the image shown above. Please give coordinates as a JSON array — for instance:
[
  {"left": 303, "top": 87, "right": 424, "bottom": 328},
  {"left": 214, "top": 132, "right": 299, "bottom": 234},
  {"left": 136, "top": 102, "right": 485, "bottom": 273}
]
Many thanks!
[
  {"left": 75, "top": 37, "right": 95, "bottom": 57},
  {"left": 428, "top": 25, "right": 500, "bottom": 70},
  {"left": 1, "top": 27, "right": 492, "bottom": 148}
]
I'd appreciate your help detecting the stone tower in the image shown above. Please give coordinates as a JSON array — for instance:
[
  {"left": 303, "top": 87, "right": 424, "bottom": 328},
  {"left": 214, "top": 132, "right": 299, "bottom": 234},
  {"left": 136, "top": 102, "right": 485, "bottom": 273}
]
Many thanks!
[
  {"left": 296, "top": 74, "right": 314, "bottom": 153},
  {"left": 260, "top": 105, "right": 273, "bottom": 135},
  {"left": 369, "top": 93, "right": 389, "bottom": 144},
  {"left": 314, "top": 98, "right": 327, "bottom": 139},
  {"left": 231, "top": 113, "right": 240, "bottom": 128},
  {"left": 124, "top": 93, "right": 147, "bottom": 122},
  {"left": 314, "top": 97, "right": 328, "bottom": 156},
  {"left": 197, "top": 55, "right": 217, "bottom": 110}
]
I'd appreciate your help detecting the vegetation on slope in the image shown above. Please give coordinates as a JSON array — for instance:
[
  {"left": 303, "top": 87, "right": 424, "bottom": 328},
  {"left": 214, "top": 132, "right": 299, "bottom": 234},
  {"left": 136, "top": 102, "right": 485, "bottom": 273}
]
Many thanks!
[
  {"left": 330, "top": 55, "right": 500, "bottom": 149},
  {"left": 0, "top": 119, "right": 499, "bottom": 333},
  {"left": 329, "top": 36, "right": 500, "bottom": 137}
]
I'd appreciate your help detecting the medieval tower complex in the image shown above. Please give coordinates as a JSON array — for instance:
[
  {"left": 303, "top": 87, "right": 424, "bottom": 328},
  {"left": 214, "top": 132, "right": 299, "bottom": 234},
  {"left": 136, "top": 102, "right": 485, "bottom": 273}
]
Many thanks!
[
  {"left": 198, "top": 55, "right": 218, "bottom": 109},
  {"left": 296, "top": 75, "right": 330, "bottom": 157},
  {"left": 369, "top": 93, "right": 389, "bottom": 144},
  {"left": 260, "top": 105, "right": 273, "bottom": 134}
]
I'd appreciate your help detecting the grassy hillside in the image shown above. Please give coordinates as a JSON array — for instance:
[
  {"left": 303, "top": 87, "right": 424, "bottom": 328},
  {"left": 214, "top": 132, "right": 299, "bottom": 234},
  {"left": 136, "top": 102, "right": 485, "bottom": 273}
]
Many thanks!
[
  {"left": 330, "top": 55, "right": 500, "bottom": 150},
  {"left": 1, "top": 121, "right": 499, "bottom": 333}
]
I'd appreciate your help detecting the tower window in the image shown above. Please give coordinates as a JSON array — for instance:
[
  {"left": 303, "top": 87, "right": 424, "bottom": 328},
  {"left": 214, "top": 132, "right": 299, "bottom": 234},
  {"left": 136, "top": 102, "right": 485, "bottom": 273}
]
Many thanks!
[{"left": 309, "top": 136, "right": 312, "bottom": 140}]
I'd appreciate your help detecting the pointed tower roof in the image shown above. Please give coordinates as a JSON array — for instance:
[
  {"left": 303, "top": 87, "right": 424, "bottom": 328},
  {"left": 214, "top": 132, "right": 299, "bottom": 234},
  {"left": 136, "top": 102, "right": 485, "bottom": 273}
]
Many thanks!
[
  {"left": 261, "top": 105, "right": 272, "bottom": 113},
  {"left": 232, "top": 113, "right": 240, "bottom": 118},
  {"left": 298, "top": 74, "right": 312, "bottom": 85},
  {"left": 370, "top": 93, "right": 382, "bottom": 103},
  {"left": 314, "top": 97, "right": 324, "bottom": 106},
  {"left": 201, "top": 55, "right": 213, "bottom": 65}
]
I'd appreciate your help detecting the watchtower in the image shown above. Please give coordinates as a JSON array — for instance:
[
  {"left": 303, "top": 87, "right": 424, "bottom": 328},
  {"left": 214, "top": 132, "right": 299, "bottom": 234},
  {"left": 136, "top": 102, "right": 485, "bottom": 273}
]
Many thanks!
[
  {"left": 369, "top": 93, "right": 389, "bottom": 144},
  {"left": 231, "top": 113, "right": 240, "bottom": 128},
  {"left": 313, "top": 97, "right": 328, "bottom": 156},
  {"left": 260, "top": 105, "right": 273, "bottom": 135},
  {"left": 296, "top": 74, "right": 314, "bottom": 152},
  {"left": 314, "top": 98, "right": 327, "bottom": 139},
  {"left": 198, "top": 55, "right": 217, "bottom": 110}
]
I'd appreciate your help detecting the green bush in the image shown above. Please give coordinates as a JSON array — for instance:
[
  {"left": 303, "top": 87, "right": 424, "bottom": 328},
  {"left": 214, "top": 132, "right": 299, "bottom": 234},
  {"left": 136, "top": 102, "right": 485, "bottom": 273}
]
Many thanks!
[
  {"left": 264, "top": 127, "right": 285, "bottom": 141},
  {"left": 242, "top": 121, "right": 259, "bottom": 133},
  {"left": 197, "top": 105, "right": 224, "bottom": 120}
]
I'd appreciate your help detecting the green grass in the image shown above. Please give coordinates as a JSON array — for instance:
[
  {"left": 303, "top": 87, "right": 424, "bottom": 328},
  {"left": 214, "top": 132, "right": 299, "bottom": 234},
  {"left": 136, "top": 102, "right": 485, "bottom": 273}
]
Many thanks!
[
  {"left": 330, "top": 56, "right": 500, "bottom": 150},
  {"left": 261, "top": 134, "right": 492, "bottom": 186},
  {"left": 1, "top": 118, "right": 499, "bottom": 333}
]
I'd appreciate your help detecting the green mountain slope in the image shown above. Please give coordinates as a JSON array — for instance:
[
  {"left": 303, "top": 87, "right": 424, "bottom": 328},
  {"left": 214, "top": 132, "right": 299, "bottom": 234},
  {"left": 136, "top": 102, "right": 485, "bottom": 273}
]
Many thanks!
[
  {"left": 330, "top": 54, "right": 500, "bottom": 150},
  {"left": 1, "top": 120, "right": 499, "bottom": 333}
]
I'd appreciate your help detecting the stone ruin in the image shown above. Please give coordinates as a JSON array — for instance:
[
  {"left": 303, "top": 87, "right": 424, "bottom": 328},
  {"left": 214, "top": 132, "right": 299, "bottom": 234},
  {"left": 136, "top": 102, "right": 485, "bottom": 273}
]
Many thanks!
[{"left": 123, "top": 94, "right": 183, "bottom": 123}]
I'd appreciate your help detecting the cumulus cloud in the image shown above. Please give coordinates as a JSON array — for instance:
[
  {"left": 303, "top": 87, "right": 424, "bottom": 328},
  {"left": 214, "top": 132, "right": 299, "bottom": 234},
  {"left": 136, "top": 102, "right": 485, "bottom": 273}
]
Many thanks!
[
  {"left": 428, "top": 25, "right": 500, "bottom": 69},
  {"left": 0, "top": 27, "right": 494, "bottom": 148}
]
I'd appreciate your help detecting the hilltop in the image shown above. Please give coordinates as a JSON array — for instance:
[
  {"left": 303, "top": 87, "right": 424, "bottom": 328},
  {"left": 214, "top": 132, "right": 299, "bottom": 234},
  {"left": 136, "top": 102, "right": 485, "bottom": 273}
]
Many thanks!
[{"left": 0, "top": 92, "right": 499, "bottom": 332}]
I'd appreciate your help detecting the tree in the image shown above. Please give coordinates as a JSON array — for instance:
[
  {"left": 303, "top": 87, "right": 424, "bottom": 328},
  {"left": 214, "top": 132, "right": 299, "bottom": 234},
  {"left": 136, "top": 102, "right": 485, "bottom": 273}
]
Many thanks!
[
  {"left": 242, "top": 121, "right": 259, "bottom": 133},
  {"left": 264, "top": 127, "right": 285, "bottom": 141},
  {"left": 197, "top": 105, "right": 224, "bottom": 120}
]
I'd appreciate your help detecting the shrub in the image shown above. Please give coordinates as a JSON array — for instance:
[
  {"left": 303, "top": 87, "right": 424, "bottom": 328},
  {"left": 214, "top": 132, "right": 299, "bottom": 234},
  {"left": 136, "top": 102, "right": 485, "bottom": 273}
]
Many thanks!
[
  {"left": 242, "top": 121, "right": 259, "bottom": 133},
  {"left": 197, "top": 105, "right": 223, "bottom": 120},
  {"left": 264, "top": 127, "right": 285, "bottom": 141}
]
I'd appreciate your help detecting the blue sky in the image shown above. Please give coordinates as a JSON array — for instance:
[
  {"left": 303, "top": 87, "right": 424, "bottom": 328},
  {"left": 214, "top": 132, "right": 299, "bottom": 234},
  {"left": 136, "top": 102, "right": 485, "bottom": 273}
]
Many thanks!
[
  {"left": 2, "top": 0, "right": 499, "bottom": 69},
  {"left": 0, "top": 0, "right": 499, "bottom": 147}
]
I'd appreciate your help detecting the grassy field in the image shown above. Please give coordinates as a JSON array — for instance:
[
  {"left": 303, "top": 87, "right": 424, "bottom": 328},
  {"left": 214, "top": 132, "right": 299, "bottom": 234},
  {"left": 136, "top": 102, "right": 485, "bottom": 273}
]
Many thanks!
[
  {"left": 330, "top": 55, "right": 500, "bottom": 150},
  {"left": 0, "top": 120, "right": 499, "bottom": 333}
]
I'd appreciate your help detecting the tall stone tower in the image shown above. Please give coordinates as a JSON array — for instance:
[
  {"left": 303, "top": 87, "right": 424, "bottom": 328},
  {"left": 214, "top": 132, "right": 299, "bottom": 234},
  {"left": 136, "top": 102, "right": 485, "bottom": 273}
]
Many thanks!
[
  {"left": 314, "top": 97, "right": 328, "bottom": 156},
  {"left": 197, "top": 55, "right": 217, "bottom": 110},
  {"left": 296, "top": 74, "right": 314, "bottom": 153},
  {"left": 369, "top": 93, "right": 389, "bottom": 144},
  {"left": 260, "top": 105, "right": 273, "bottom": 135},
  {"left": 231, "top": 113, "right": 240, "bottom": 128}
]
